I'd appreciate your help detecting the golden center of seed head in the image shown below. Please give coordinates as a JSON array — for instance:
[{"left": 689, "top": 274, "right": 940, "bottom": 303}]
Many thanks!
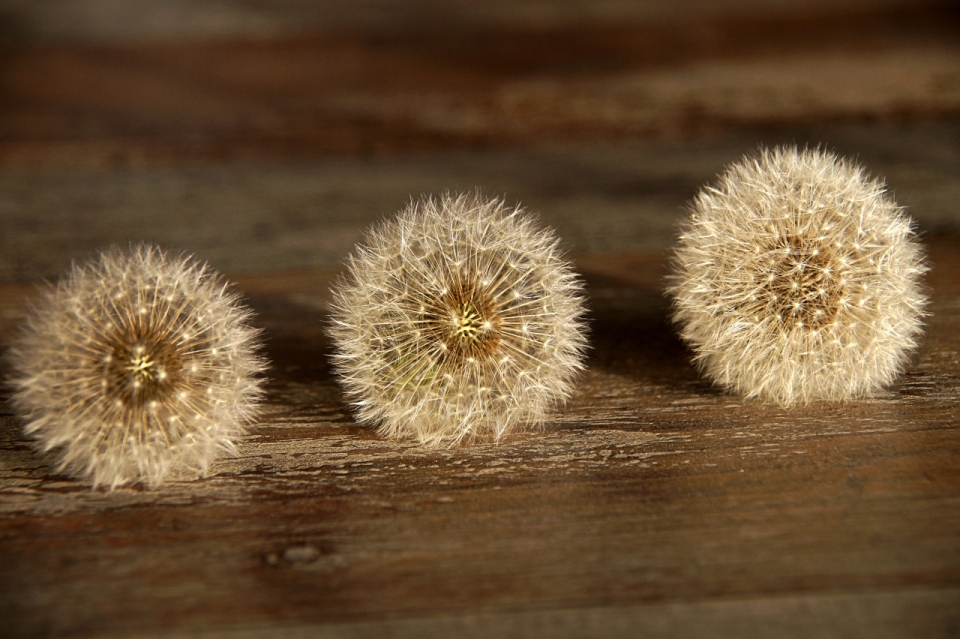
[
  {"left": 426, "top": 279, "right": 501, "bottom": 363},
  {"left": 761, "top": 237, "right": 843, "bottom": 331},
  {"left": 102, "top": 335, "right": 182, "bottom": 409},
  {"left": 451, "top": 300, "right": 486, "bottom": 343}
]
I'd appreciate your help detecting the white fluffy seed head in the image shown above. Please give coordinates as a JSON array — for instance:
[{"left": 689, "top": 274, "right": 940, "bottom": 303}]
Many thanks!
[
  {"left": 667, "top": 146, "right": 929, "bottom": 405},
  {"left": 7, "top": 245, "right": 265, "bottom": 489},
  {"left": 328, "top": 192, "right": 588, "bottom": 445}
]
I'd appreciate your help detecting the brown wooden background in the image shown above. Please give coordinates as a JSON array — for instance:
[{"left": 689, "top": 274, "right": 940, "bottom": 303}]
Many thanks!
[{"left": 1, "top": 1, "right": 959, "bottom": 637}]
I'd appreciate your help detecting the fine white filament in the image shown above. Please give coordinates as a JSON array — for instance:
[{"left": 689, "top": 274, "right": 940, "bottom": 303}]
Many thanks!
[
  {"left": 329, "top": 193, "right": 588, "bottom": 445},
  {"left": 9, "top": 245, "right": 264, "bottom": 488},
  {"left": 668, "top": 147, "right": 928, "bottom": 405}
]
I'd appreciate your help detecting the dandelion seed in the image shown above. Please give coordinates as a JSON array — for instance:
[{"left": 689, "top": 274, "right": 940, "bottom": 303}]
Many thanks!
[
  {"left": 7, "top": 245, "right": 265, "bottom": 489},
  {"left": 667, "top": 147, "right": 928, "bottom": 405},
  {"left": 328, "top": 193, "right": 588, "bottom": 445}
]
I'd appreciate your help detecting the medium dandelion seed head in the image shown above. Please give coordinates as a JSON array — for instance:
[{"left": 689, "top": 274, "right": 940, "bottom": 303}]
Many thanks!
[
  {"left": 328, "top": 193, "right": 588, "bottom": 445},
  {"left": 7, "top": 245, "right": 265, "bottom": 488},
  {"left": 667, "top": 146, "right": 928, "bottom": 405}
]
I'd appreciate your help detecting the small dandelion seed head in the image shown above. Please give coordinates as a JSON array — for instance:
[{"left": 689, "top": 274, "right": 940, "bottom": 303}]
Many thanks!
[
  {"left": 328, "top": 192, "right": 588, "bottom": 446},
  {"left": 6, "top": 244, "right": 266, "bottom": 489},
  {"left": 667, "top": 146, "right": 929, "bottom": 405}
]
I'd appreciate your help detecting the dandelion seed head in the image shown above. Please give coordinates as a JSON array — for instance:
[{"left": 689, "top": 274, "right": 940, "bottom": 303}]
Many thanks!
[
  {"left": 667, "top": 147, "right": 928, "bottom": 405},
  {"left": 328, "top": 193, "right": 588, "bottom": 445},
  {"left": 7, "top": 245, "right": 265, "bottom": 488}
]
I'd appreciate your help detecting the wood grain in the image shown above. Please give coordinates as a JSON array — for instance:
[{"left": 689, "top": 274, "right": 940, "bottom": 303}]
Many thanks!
[
  {"left": 1, "top": 237, "right": 958, "bottom": 638},
  {"left": 2, "top": 1, "right": 960, "bottom": 636},
  {"left": 1, "top": 119, "right": 959, "bottom": 284},
  {"left": 0, "top": 0, "right": 940, "bottom": 43},
  {"left": 1, "top": 3, "right": 958, "bottom": 167}
]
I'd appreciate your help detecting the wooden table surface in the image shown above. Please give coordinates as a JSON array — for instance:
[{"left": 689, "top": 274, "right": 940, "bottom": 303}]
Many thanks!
[{"left": 1, "top": 1, "right": 959, "bottom": 637}]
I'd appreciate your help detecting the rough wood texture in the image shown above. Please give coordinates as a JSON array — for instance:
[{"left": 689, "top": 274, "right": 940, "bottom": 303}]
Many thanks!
[
  {"left": 1, "top": 3, "right": 958, "bottom": 166},
  {"left": 2, "top": 0, "right": 960, "bottom": 636},
  {"left": 1, "top": 237, "right": 958, "bottom": 638},
  {"left": 1, "top": 120, "right": 959, "bottom": 284}
]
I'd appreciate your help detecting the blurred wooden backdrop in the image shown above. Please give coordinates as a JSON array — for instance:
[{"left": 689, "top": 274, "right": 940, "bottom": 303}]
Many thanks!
[{"left": 1, "top": 1, "right": 959, "bottom": 637}]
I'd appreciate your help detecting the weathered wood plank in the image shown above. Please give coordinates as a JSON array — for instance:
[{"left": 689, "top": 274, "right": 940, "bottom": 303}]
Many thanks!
[
  {"left": 1, "top": 120, "right": 959, "bottom": 284},
  {"left": 1, "top": 237, "right": 957, "bottom": 637},
  {"left": 2, "top": 2, "right": 959, "bottom": 635},
  {"left": 1, "top": 4, "right": 958, "bottom": 166},
  {"left": 145, "top": 589, "right": 960, "bottom": 639},
  {"left": 0, "top": 0, "right": 937, "bottom": 43}
]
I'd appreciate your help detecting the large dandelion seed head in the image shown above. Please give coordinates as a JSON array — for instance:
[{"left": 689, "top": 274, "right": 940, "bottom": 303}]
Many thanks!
[
  {"left": 328, "top": 193, "right": 588, "bottom": 445},
  {"left": 668, "top": 147, "right": 928, "bottom": 405},
  {"left": 7, "top": 245, "right": 265, "bottom": 488}
]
